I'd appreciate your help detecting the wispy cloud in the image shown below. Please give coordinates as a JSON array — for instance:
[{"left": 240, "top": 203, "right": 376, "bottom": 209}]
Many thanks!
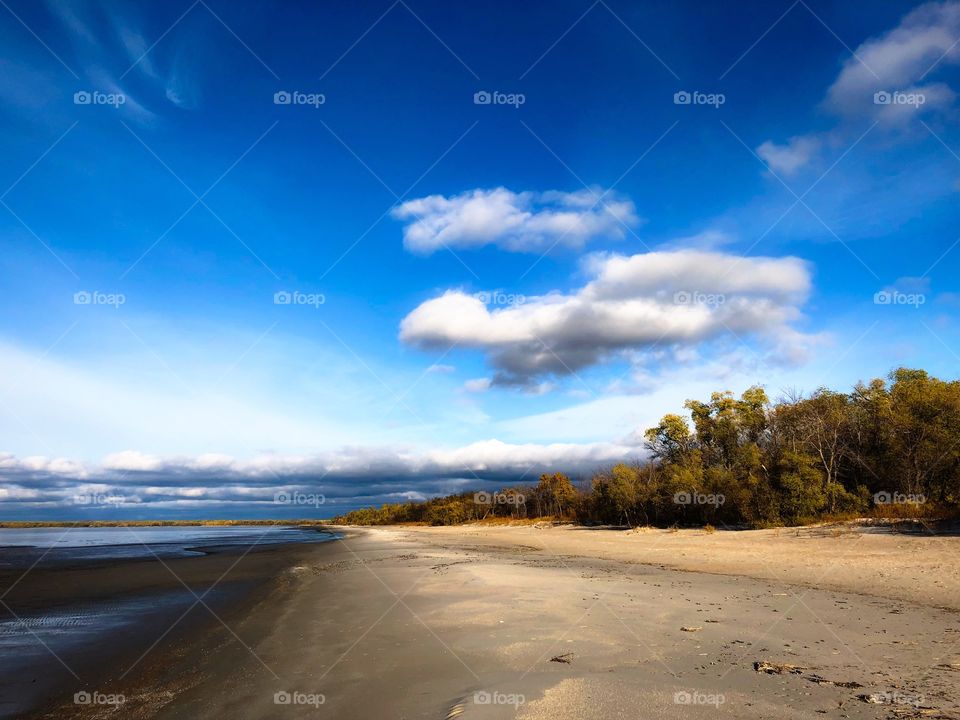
[
  {"left": 826, "top": 1, "right": 960, "bottom": 115},
  {"left": 39, "top": 0, "right": 205, "bottom": 122},
  {"left": 758, "top": 0, "right": 960, "bottom": 174}
]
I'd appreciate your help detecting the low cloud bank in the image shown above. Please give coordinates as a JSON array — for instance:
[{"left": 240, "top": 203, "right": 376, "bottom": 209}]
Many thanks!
[{"left": 0, "top": 438, "right": 642, "bottom": 518}]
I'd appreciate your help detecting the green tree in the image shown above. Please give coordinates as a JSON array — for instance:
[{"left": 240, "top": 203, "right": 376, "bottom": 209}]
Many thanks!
[
  {"left": 644, "top": 414, "right": 694, "bottom": 463},
  {"left": 887, "top": 368, "right": 960, "bottom": 500}
]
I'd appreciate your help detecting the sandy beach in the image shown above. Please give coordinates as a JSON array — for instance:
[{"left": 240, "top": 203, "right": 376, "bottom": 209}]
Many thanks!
[{"left": 15, "top": 521, "right": 957, "bottom": 720}]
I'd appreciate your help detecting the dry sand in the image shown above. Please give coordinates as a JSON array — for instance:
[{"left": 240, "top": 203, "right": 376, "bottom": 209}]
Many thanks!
[
  {"left": 398, "top": 521, "right": 960, "bottom": 610},
  {"left": 29, "top": 523, "right": 960, "bottom": 719}
]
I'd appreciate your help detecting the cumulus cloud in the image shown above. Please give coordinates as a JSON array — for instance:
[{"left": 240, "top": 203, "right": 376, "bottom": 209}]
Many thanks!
[
  {"left": 758, "top": 1, "right": 960, "bottom": 173},
  {"left": 102, "top": 450, "right": 164, "bottom": 472},
  {"left": 0, "top": 453, "right": 86, "bottom": 477},
  {"left": 400, "top": 249, "right": 814, "bottom": 388},
  {"left": 392, "top": 187, "right": 639, "bottom": 254}
]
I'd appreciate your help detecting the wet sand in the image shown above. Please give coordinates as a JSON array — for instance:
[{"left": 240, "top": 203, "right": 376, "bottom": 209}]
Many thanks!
[{"left": 16, "top": 523, "right": 960, "bottom": 719}]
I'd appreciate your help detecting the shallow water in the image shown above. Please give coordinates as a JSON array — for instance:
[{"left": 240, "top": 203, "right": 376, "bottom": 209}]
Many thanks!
[
  {"left": 0, "top": 525, "right": 336, "bottom": 717},
  {"left": 0, "top": 525, "right": 335, "bottom": 567},
  {"left": 0, "top": 586, "right": 236, "bottom": 718}
]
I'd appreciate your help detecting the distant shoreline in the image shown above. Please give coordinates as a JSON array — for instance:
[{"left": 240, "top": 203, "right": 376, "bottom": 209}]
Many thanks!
[
  {"left": 3, "top": 514, "right": 956, "bottom": 532},
  {"left": 0, "top": 519, "right": 333, "bottom": 528}
]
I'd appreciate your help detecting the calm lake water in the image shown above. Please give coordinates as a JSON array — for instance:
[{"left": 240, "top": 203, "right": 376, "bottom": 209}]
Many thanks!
[
  {"left": 0, "top": 525, "right": 337, "bottom": 718},
  {"left": 0, "top": 525, "right": 335, "bottom": 567}
]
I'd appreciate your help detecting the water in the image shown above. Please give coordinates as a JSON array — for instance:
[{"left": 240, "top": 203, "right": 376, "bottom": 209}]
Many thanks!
[
  {"left": 0, "top": 588, "right": 231, "bottom": 717},
  {"left": 0, "top": 525, "right": 335, "bottom": 567},
  {"left": 0, "top": 584, "right": 245, "bottom": 718},
  {"left": 0, "top": 525, "right": 337, "bottom": 717}
]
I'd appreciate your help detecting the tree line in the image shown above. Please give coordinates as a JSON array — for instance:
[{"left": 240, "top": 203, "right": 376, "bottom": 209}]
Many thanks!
[{"left": 332, "top": 368, "right": 960, "bottom": 527}]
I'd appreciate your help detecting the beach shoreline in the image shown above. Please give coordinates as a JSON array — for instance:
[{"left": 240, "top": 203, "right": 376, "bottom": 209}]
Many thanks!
[{"left": 13, "top": 523, "right": 960, "bottom": 719}]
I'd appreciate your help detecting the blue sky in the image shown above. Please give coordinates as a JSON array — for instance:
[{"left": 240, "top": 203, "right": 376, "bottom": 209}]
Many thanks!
[{"left": 1, "top": 0, "right": 958, "bottom": 518}]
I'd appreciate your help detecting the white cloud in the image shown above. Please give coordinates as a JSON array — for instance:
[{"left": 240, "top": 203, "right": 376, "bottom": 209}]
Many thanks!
[
  {"left": 422, "top": 438, "right": 631, "bottom": 471},
  {"left": 400, "top": 249, "right": 814, "bottom": 387},
  {"left": 757, "top": 136, "right": 822, "bottom": 175},
  {"left": 0, "top": 453, "right": 85, "bottom": 477},
  {"left": 758, "top": 1, "right": 960, "bottom": 174},
  {"left": 0, "top": 437, "right": 642, "bottom": 512},
  {"left": 0, "top": 486, "right": 42, "bottom": 501},
  {"left": 463, "top": 377, "right": 492, "bottom": 393},
  {"left": 392, "top": 187, "right": 639, "bottom": 254},
  {"left": 873, "top": 82, "right": 955, "bottom": 124},
  {"left": 826, "top": 1, "right": 960, "bottom": 114},
  {"left": 426, "top": 363, "right": 456, "bottom": 374},
  {"left": 102, "top": 450, "right": 164, "bottom": 472}
]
